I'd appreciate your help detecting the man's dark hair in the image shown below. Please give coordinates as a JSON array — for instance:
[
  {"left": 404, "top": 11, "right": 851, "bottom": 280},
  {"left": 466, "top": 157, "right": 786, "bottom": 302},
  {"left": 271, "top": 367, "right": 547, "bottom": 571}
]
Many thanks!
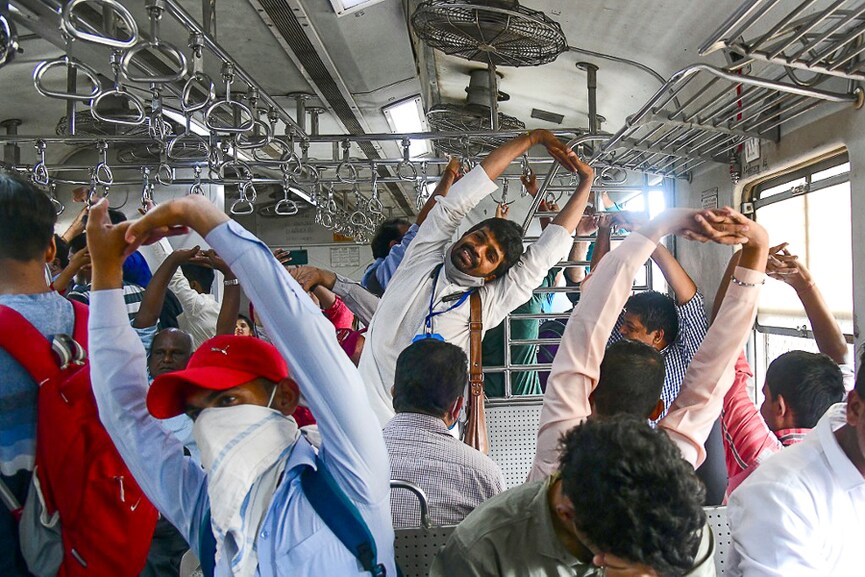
[
  {"left": 53, "top": 234, "right": 69, "bottom": 269},
  {"left": 625, "top": 291, "right": 679, "bottom": 344},
  {"left": 465, "top": 217, "right": 524, "bottom": 279},
  {"left": 68, "top": 232, "right": 87, "bottom": 255},
  {"left": 81, "top": 208, "right": 127, "bottom": 226},
  {"left": 180, "top": 264, "right": 214, "bottom": 293},
  {"left": 0, "top": 174, "right": 57, "bottom": 261},
  {"left": 393, "top": 339, "right": 468, "bottom": 417},
  {"left": 371, "top": 218, "right": 410, "bottom": 259},
  {"left": 559, "top": 416, "right": 706, "bottom": 577},
  {"left": 595, "top": 340, "right": 666, "bottom": 418},
  {"left": 766, "top": 351, "right": 846, "bottom": 428}
]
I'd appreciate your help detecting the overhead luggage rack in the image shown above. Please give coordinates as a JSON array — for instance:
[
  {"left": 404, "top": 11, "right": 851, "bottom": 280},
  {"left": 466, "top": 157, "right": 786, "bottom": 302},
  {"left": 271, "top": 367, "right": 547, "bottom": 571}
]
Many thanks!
[
  {"left": 592, "top": 63, "right": 861, "bottom": 179},
  {"left": 699, "top": 0, "right": 865, "bottom": 81}
]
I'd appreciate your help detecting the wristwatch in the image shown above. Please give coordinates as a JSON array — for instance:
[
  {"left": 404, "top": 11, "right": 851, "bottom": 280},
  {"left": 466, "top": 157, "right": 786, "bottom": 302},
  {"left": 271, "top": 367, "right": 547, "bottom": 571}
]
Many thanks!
[{"left": 224, "top": 278, "right": 239, "bottom": 286}]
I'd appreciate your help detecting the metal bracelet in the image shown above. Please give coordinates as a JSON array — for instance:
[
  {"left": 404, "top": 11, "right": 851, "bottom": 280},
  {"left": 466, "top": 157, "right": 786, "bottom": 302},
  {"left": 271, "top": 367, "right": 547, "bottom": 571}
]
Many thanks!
[{"left": 61, "top": 0, "right": 139, "bottom": 50}]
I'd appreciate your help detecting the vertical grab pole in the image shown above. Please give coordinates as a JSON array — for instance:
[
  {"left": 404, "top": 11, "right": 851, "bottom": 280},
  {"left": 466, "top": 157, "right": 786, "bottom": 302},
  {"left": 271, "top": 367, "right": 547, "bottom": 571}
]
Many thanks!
[{"left": 488, "top": 62, "right": 500, "bottom": 131}]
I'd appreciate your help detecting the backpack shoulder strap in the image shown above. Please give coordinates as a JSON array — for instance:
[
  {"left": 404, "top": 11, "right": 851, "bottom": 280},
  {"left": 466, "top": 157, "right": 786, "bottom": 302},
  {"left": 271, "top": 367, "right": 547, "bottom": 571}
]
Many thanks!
[
  {"left": 0, "top": 304, "right": 61, "bottom": 384},
  {"left": 301, "top": 455, "right": 387, "bottom": 577},
  {"left": 196, "top": 456, "right": 394, "bottom": 577},
  {"left": 69, "top": 300, "right": 89, "bottom": 352}
]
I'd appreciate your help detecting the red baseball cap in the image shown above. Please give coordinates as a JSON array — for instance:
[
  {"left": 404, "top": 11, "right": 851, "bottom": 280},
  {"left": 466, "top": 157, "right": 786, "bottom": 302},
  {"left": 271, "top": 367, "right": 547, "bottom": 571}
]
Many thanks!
[{"left": 147, "top": 335, "right": 289, "bottom": 419}]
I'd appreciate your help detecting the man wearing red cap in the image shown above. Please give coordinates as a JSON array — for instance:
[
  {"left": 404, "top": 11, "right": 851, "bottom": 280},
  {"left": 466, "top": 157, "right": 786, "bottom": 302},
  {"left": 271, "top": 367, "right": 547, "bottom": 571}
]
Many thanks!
[{"left": 84, "top": 195, "right": 395, "bottom": 577}]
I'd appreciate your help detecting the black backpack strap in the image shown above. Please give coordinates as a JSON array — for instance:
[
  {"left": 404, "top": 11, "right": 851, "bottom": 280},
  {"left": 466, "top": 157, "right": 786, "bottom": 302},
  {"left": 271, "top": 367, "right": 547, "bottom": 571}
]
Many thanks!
[{"left": 301, "top": 455, "right": 387, "bottom": 576}]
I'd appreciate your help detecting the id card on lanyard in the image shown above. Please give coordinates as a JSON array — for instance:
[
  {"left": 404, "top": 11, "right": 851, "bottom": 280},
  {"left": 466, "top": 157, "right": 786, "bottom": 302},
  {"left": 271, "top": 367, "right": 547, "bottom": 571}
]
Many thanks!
[{"left": 413, "top": 264, "right": 474, "bottom": 343}]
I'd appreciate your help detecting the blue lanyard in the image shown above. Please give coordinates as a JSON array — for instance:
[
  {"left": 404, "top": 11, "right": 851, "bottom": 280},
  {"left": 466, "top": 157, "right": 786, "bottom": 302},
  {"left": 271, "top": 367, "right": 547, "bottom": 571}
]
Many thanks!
[{"left": 424, "top": 264, "right": 474, "bottom": 334}]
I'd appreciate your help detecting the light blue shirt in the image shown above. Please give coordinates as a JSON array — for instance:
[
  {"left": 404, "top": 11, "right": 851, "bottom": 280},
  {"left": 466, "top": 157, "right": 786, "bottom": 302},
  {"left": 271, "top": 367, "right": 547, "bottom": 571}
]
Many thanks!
[
  {"left": 361, "top": 223, "right": 419, "bottom": 293},
  {"left": 89, "top": 220, "right": 395, "bottom": 576}
]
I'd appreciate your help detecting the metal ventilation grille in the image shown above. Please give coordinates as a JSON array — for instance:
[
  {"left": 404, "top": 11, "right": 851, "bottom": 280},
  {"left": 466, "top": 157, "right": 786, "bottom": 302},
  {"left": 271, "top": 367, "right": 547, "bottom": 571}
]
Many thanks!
[
  {"left": 411, "top": 0, "right": 567, "bottom": 67},
  {"left": 427, "top": 104, "right": 525, "bottom": 156},
  {"left": 56, "top": 114, "right": 151, "bottom": 137}
]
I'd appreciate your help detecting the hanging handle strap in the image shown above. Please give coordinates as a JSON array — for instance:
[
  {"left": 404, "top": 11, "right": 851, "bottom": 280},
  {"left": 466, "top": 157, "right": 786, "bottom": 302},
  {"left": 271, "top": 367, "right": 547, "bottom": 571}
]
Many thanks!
[{"left": 463, "top": 291, "right": 489, "bottom": 454}]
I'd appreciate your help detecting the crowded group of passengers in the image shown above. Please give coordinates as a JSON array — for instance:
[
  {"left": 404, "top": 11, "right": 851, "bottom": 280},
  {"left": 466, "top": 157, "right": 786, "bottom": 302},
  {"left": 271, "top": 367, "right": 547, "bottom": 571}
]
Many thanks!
[{"left": 1, "top": 129, "right": 862, "bottom": 577}]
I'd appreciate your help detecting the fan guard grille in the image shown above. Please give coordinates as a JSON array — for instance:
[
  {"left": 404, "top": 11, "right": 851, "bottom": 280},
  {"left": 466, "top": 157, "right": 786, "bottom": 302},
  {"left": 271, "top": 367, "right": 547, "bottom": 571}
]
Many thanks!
[
  {"left": 411, "top": 0, "right": 567, "bottom": 67},
  {"left": 56, "top": 114, "right": 151, "bottom": 137},
  {"left": 427, "top": 104, "right": 525, "bottom": 156}
]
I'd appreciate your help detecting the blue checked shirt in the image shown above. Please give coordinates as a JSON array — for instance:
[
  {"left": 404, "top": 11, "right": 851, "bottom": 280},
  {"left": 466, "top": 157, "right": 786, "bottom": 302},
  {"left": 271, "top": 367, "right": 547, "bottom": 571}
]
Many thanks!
[{"left": 609, "top": 292, "right": 709, "bottom": 422}]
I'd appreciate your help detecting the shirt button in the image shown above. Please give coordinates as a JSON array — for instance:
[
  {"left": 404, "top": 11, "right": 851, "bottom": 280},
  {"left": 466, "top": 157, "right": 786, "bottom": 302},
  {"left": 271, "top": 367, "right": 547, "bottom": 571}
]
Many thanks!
[{"left": 260, "top": 530, "right": 269, "bottom": 539}]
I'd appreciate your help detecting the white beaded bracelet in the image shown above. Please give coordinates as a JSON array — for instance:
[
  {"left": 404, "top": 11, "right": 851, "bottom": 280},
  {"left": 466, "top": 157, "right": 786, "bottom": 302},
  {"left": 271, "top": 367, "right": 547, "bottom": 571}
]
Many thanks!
[{"left": 731, "top": 275, "right": 764, "bottom": 288}]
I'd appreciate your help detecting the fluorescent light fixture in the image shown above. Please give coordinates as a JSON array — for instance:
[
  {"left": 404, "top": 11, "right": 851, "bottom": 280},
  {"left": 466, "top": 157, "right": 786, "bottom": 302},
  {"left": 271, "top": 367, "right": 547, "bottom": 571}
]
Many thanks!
[
  {"left": 329, "top": 0, "right": 388, "bottom": 17},
  {"left": 162, "top": 107, "right": 210, "bottom": 136},
  {"left": 382, "top": 96, "right": 430, "bottom": 158}
]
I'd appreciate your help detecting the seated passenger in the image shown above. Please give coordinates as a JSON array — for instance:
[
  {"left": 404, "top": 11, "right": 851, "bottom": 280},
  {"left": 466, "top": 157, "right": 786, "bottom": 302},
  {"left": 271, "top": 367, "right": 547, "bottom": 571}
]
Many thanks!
[
  {"left": 728, "top": 354, "right": 865, "bottom": 576},
  {"left": 720, "top": 245, "right": 850, "bottom": 494},
  {"left": 385, "top": 339, "right": 505, "bottom": 527},
  {"left": 85, "top": 195, "right": 395, "bottom": 575},
  {"left": 431, "top": 416, "right": 711, "bottom": 576}
]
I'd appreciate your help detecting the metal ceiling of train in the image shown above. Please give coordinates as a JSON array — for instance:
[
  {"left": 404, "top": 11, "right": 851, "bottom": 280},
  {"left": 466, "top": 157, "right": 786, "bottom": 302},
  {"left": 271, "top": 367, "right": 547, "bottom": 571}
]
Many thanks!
[{"left": 1, "top": 0, "right": 863, "bottom": 224}]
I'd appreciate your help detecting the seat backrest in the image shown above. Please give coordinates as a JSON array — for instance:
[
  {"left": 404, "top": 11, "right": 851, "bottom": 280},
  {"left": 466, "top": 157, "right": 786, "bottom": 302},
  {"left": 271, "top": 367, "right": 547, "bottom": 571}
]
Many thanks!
[
  {"left": 393, "top": 525, "right": 457, "bottom": 577},
  {"left": 704, "top": 506, "right": 731, "bottom": 576},
  {"left": 486, "top": 401, "right": 543, "bottom": 487}
]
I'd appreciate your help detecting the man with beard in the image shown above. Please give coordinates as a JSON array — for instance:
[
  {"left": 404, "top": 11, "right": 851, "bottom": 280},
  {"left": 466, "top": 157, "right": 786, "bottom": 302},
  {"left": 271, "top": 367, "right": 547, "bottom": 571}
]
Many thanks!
[{"left": 355, "top": 129, "right": 592, "bottom": 425}]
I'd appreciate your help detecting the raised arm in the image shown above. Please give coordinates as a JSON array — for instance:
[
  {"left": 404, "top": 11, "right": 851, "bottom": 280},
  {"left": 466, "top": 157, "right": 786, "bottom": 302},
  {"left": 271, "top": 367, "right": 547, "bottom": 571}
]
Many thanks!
[
  {"left": 528, "top": 208, "right": 751, "bottom": 480},
  {"left": 291, "top": 265, "right": 380, "bottom": 326},
  {"left": 660, "top": 209, "right": 769, "bottom": 468},
  {"left": 480, "top": 129, "right": 580, "bottom": 181},
  {"left": 127, "top": 195, "right": 390, "bottom": 503},
  {"left": 86, "top": 200, "right": 207, "bottom": 550},
  {"left": 768, "top": 244, "right": 848, "bottom": 364},
  {"left": 132, "top": 246, "right": 199, "bottom": 328},
  {"left": 52, "top": 247, "right": 90, "bottom": 294},
  {"left": 415, "top": 157, "right": 459, "bottom": 226},
  {"left": 192, "top": 250, "right": 241, "bottom": 336},
  {"left": 652, "top": 244, "right": 697, "bottom": 305},
  {"left": 528, "top": 230, "right": 660, "bottom": 481}
]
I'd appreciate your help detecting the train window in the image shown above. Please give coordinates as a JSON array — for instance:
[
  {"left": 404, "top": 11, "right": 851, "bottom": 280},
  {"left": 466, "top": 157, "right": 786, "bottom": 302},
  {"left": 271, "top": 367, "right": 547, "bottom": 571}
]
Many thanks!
[{"left": 749, "top": 153, "right": 855, "bottom": 387}]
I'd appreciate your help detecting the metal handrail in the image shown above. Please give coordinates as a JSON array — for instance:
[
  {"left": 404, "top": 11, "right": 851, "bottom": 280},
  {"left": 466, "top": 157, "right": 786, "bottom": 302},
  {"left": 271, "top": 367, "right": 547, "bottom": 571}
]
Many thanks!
[
  {"left": 390, "top": 480, "right": 432, "bottom": 529},
  {"left": 120, "top": 0, "right": 187, "bottom": 84},
  {"left": 61, "top": 0, "right": 139, "bottom": 50},
  {"left": 33, "top": 56, "right": 101, "bottom": 101}
]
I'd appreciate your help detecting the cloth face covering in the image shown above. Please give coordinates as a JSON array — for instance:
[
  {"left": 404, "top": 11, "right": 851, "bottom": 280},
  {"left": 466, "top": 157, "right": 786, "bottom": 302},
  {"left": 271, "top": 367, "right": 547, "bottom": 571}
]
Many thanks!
[
  {"left": 444, "top": 244, "right": 486, "bottom": 288},
  {"left": 193, "top": 404, "right": 300, "bottom": 577}
]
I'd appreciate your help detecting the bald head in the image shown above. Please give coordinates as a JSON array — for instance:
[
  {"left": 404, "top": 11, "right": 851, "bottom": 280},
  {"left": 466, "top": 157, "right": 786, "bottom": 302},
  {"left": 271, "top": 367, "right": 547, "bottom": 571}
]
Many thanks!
[{"left": 148, "top": 328, "right": 194, "bottom": 378}]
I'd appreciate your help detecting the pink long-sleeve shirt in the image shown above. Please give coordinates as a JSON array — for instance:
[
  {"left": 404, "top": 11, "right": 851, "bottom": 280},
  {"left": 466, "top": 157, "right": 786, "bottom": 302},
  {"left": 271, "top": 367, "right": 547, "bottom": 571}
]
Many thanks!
[
  {"left": 722, "top": 352, "right": 808, "bottom": 496},
  {"left": 528, "top": 232, "right": 765, "bottom": 481}
]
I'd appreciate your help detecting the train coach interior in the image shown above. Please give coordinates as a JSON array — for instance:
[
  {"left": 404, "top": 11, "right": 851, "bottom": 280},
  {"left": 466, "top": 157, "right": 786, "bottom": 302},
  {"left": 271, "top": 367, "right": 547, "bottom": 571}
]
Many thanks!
[{"left": 0, "top": 1, "right": 862, "bottom": 575}]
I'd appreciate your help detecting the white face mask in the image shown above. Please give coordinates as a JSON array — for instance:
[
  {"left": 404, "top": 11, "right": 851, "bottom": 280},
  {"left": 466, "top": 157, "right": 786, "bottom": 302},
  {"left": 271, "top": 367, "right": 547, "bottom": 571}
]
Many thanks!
[{"left": 193, "top": 404, "right": 299, "bottom": 577}]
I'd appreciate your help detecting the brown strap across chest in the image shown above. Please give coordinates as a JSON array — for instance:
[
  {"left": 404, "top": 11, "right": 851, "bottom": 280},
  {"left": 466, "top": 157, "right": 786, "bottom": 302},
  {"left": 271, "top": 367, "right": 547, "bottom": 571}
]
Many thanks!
[{"left": 463, "top": 290, "right": 489, "bottom": 454}]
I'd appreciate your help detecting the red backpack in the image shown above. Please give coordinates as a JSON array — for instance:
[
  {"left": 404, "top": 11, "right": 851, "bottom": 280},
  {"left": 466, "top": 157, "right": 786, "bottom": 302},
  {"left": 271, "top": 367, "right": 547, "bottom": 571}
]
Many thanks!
[{"left": 0, "top": 302, "right": 158, "bottom": 577}]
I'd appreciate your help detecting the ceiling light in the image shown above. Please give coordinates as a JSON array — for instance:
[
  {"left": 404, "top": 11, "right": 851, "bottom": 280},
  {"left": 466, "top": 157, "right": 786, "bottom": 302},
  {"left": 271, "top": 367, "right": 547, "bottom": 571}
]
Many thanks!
[
  {"left": 162, "top": 107, "right": 210, "bottom": 136},
  {"left": 328, "top": 0, "right": 388, "bottom": 17},
  {"left": 382, "top": 96, "right": 430, "bottom": 158}
]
